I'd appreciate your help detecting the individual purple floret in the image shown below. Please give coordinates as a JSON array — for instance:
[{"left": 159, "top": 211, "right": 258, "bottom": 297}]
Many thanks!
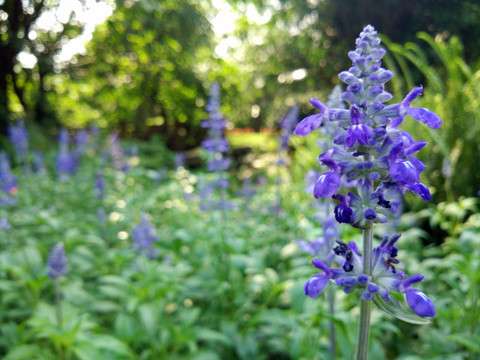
[
  {"left": 0, "top": 152, "right": 18, "bottom": 206},
  {"left": 174, "top": 152, "right": 186, "bottom": 169},
  {"left": 131, "top": 213, "right": 159, "bottom": 259},
  {"left": 108, "top": 132, "right": 129, "bottom": 172},
  {"left": 56, "top": 130, "right": 77, "bottom": 180},
  {"left": 8, "top": 119, "right": 28, "bottom": 159},
  {"left": 56, "top": 147, "right": 76, "bottom": 179},
  {"left": 47, "top": 242, "right": 68, "bottom": 279},
  {"left": 0, "top": 218, "right": 11, "bottom": 230},
  {"left": 278, "top": 104, "right": 300, "bottom": 152},
  {"left": 94, "top": 172, "right": 105, "bottom": 199},
  {"left": 304, "top": 234, "right": 435, "bottom": 317}
]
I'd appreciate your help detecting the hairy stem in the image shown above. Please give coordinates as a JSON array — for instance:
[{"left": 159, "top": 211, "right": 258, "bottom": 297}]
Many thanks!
[
  {"left": 355, "top": 225, "right": 373, "bottom": 360},
  {"left": 327, "top": 286, "right": 336, "bottom": 358},
  {"left": 325, "top": 200, "right": 336, "bottom": 359}
]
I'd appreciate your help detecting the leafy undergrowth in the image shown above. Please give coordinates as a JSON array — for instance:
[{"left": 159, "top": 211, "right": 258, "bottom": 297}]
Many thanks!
[{"left": 0, "top": 140, "right": 479, "bottom": 360}]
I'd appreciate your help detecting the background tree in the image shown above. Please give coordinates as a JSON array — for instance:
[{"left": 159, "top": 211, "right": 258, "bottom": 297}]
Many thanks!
[
  {"left": 58, "top": 0, "right": 230, "bottom": 150},
  {"left": 0, "top": 0, "right": 108, "bottom": 137},
  {"left": 219, "top": 0, "right": 480, "bottom": 131}
]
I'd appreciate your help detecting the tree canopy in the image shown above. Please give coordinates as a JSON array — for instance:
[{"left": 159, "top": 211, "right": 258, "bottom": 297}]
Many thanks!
[
  {"left": 0, "top": 0, "right": 109, "bottom": 136},
  {"left": 2, "top": 0, "right": 480, "bottom": 147}
]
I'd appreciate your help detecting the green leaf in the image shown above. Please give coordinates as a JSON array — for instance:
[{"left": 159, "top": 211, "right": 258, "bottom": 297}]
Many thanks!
[
  {"left": 114, "top": 313, "right": 138, "bottom": 341},
  {"left": 194, "top": 328, "right": 233, "bottom": 347},
  {"left": 4, "top": 345, "right": 48, "bottom": 360},
  {"left": 187, "top": 350, "right": 222, "bottom": 360},
  {"left": 446, "top": 334, "right": 480, "bottom": 353},
  {"left": 89, "top": 334, "right": 135, "bottom": 358},
  {"left": 73, "top": 342, "right": 103, "bottom": 360},
  {"left": 138, "top": 303, "right": 160, "bottom": 338}
]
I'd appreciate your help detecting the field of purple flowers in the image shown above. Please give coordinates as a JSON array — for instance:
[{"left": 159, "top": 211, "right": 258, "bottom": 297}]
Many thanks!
[{"left": 1, "top": 26, "right": 480, "bottom": 360}]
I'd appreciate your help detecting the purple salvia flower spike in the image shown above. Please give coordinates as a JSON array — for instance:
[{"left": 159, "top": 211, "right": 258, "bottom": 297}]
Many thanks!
[
  {"left": 199, "top": 82, "right": 235, "bottom": 211},
  {"left": 0, "top": 152, "right": 18, "bottom": 206},
  {"left": 297, "top": 25, "right": 440, "bottom": 328},
  {"left": 95, "top": 172, "right": 105, "bottom": 199},
  {"left": 8, "top": 119, "right": 29, "bottom": 159},
  {"left": 47, "top": 242, "right": 68, "bottom": 279},
  {"left": 131, "top": 213, "right": 159, "bottom": 259}
]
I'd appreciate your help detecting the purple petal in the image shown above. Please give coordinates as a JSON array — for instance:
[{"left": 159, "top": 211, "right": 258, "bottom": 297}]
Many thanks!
[
  {"left": 309, "top": 98, "right": 328, "bottom": 111},
  {"left": 409, "top": 156, "right": 426, "bottom": 172},
  {"left": 376, "top": 70, "right": 394, "bottom": 83},
  {"left": 345, "top": 123, "right": 372, "bottom": 147},
  {"left": 405, "top": 141, "right": 427, "bottom": 156},
  {"left": 347, "top": 241, "right": 359, "bottom": 255},
  {"left": 389, "top": 160, "right": 421, "bottom": 185},
  {"left": 409, "top": 183, "right": 432, "bottom": 201},
  {"left": 349, "top": 105, "right": 362, "bottom": 124},
  {"left": 293, "top": 114, "right": 324, "bottom": 136},
  {"left": 402, "top": 86, "right": 423, "bottom": 108},
  {"left": 364, "top": 208, "right": 377, "bottom": 220},
  {"left": 313, "top": 172, "right": 340, "bottom": 198},
  {"left": 406, "top": 288, "right": 435, "bottom": 317},
  {"left": 304, "top": 274, "right": 329, "bottom": 298},
  {"left": 312, "top": 259, "right": 332, "bottom": 274},
  {"left": 338, "top": 71, "right": 357, "bottom": 85},
  {"left": 357, "top": 274, "right": 369, "bottom": 285},
  {"left": 406, "top": 108, "right": 442, "bottom": 129},
  {"left": 402, "top": 274, "right": 424, "bottom": 289}
]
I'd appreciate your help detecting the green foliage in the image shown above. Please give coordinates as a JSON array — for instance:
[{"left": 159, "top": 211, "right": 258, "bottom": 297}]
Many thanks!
[
  {"left": 382, "top": 32, "right": 480, "bottom": 201},
  {"left": 0, "top": 0, "right": 101, "bottom": 132},
  {"left": 1, "top": 132, "right": 479, "bottom": 359},
  {"left": 55, "top": 0, "right": 218, "bottom": 149}
]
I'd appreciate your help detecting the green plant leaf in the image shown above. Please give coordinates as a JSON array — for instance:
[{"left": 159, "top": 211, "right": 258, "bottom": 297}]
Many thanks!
[
  {"left": 446, "top": 334, "right": 480, "bottom": 353},
  {"left": 194, "top": 328, "right": 233, "bottom": 347}
]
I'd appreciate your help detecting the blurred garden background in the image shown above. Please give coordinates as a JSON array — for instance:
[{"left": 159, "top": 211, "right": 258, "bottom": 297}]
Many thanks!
[{"left": 0, "top": 0, "right": 480, "bottom": 359}]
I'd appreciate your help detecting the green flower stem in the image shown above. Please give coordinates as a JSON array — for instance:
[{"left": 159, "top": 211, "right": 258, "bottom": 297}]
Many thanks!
[
  {"left": 55, "top": 279, "right": 62, "bottom": 328},
  {"left": 355, "top": 225, "right": 373, "bottom": 360},
  {"left": 54, "top": 278, "right": 67, "bottom": 360},
  {"left": 326, "top": 200, "right": 336, "bottom": 359},
  {"left": 327, "top": 286, "right": 336, "bottom": 358}
]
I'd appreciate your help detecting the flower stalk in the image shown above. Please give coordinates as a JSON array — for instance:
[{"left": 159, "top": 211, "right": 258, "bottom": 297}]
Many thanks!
[
  {"left": 355, "top": 225, "right": 373, "bottom": 360},
  {"left": 327, "top": 286, "right": 336, "bottom": 358},
  {"left": 55, "top": 278, "right": 63, "bottom": 327}
]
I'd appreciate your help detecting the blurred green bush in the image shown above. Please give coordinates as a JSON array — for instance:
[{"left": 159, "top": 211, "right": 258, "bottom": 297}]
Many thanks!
[{"left": 383, "top": 32, "right": 480, "bottom": 202}]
